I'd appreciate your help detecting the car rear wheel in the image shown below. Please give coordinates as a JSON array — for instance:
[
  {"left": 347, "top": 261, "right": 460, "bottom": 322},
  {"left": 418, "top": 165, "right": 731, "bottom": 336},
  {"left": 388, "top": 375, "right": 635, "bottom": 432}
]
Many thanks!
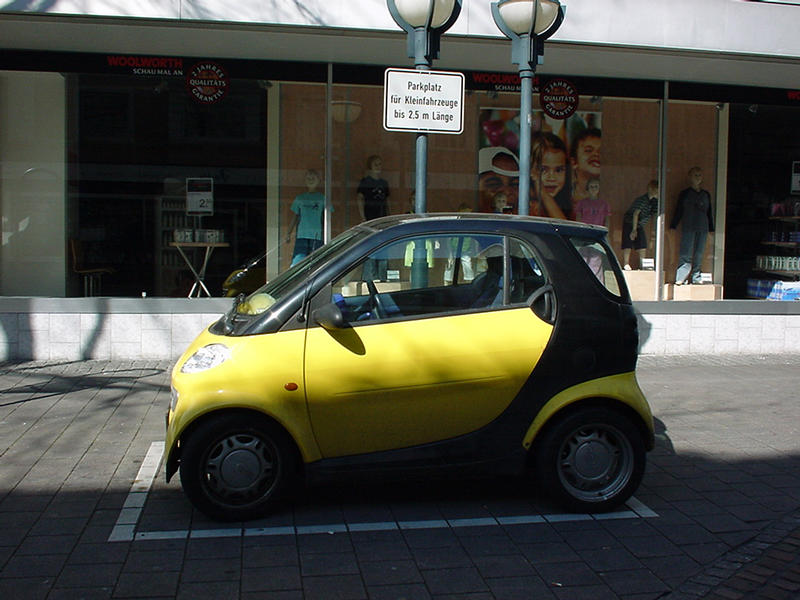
[
  {"left": 534, "top": 407, "right": 645, "bottom": 513},
  {"left": 179, "top": 413, "right": 296, "bottom": 521}
]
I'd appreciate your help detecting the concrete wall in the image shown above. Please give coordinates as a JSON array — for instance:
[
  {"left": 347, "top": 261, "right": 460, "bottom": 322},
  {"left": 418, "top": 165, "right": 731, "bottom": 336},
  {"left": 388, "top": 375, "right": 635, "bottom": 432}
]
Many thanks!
[
  {"left": 636, "top": 302, "right": 800, "bottom": 356},
  {"left": 1, "top": 298, "right": 800, "bottom": 362},
  {"left": 0, "top": 298, "right": 228, "bottom": 362}
]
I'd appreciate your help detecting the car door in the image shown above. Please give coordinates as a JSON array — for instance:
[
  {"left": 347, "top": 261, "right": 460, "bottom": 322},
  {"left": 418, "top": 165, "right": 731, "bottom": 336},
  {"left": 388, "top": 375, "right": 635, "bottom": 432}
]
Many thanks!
[{"left": 303, "top": 232, "right": 555, "bottom": 459}]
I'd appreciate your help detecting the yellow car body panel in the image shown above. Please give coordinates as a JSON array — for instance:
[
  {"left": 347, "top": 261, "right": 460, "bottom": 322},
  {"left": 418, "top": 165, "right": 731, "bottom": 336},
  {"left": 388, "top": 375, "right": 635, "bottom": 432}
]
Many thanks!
[
  {"left": 521, "top": 371, "right": 654, "bottom": 449},
  {"left": 165, "top": 326, "right": 323, "bottom": 472},
  {"left": 304, "top": 308, "right": 553, "bottom": 457}
]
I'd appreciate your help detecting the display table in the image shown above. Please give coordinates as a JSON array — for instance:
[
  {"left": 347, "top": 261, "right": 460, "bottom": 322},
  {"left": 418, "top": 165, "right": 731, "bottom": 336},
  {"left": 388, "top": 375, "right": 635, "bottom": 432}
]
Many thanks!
[{"left": 170, "top": 242, "right": 229, "bottom": 297}]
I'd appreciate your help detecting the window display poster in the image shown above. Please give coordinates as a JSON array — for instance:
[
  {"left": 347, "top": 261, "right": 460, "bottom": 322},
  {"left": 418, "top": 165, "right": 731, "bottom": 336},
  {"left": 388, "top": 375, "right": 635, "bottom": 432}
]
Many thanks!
[
  {"left": 792, "top": 161, "right": 800, "bottom": 194},
  {"left": 186, "top": 177, "right": 214, "bottom": 216},
  {"left": 477, "top": 108, "right": 602, "bottom": 220}
]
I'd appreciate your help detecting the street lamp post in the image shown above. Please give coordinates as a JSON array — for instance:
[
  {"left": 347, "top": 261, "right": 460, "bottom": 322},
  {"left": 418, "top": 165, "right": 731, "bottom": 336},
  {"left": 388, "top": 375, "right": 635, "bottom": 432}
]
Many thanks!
[
  {"left": 387, "top": 0, "right": 461, "bottom": 214},
  {"left": 491, "top": 0, "right": 564, "bottom": 216}
]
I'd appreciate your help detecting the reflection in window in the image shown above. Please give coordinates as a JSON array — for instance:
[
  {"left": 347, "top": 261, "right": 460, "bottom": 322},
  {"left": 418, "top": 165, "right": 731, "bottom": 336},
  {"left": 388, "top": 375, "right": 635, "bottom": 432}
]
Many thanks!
[{"left": 569, "top": 237, "right": 622, "bottom": 296}]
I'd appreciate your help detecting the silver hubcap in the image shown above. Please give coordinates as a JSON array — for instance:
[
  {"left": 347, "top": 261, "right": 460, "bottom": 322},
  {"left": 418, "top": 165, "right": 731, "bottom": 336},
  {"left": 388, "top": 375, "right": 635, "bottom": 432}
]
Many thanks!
[
  {"left": 203, "top": 433, "right": 276, "bottom": 505},
  {"left": 557, "top": 424, "right": 633, "bottom": 503}
]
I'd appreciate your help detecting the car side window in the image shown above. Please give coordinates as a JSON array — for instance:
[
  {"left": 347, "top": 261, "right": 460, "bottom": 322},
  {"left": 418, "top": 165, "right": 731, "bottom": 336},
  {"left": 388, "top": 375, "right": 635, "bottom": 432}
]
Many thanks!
[
  {"left": 569, "top": 237, "right": 622, "bottom": 296},
  {"left": 330, "top": 233, "right": 539, "bottom": 323}
]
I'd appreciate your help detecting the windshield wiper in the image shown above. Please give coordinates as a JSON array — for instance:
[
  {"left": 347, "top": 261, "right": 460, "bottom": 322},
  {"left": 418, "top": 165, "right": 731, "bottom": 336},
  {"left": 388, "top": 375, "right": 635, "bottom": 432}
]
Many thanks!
[{"left": 222, "top": 293, "right": 246, "bottom": 334}]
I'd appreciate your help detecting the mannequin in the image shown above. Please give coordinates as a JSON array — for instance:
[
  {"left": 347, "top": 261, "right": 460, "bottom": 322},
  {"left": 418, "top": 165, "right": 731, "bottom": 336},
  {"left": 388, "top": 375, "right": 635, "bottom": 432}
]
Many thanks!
[
  {"left": 356, "top": 155, "right": 390, "bottom": 222},
  {"left": 357, "top": 155, "right": 390, "bottom": 280},
  {"left": 622, "top": 180, "right": 659, "bottom": 270},
  {"left": 670, "top": 167, "right": 714, "bottom": 284},
  {"left": 287, "top": 169, "right": 328, "bottom": 266}
]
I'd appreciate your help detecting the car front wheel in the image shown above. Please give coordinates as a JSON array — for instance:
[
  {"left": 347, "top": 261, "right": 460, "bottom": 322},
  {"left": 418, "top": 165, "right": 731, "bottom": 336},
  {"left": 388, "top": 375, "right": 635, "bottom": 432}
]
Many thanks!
[
  {"left": 179, "top": 413, "right": 296, "bottom": 521},
  {"left": 534, "top": 407, "right": 646, "bottom": 513}
]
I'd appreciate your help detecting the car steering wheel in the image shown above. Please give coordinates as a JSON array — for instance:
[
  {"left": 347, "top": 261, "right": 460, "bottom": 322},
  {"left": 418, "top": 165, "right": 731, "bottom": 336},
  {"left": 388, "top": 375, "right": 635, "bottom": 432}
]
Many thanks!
[{"left": 365, "top": 279, "right": 387, "bottom": 319}]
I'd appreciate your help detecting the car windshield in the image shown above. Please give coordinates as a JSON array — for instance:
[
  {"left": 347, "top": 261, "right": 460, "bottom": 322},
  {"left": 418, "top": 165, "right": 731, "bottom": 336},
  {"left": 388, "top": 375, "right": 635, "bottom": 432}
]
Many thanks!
[{"left": 236, "top": 227, "right": 368, "bottom": 316}]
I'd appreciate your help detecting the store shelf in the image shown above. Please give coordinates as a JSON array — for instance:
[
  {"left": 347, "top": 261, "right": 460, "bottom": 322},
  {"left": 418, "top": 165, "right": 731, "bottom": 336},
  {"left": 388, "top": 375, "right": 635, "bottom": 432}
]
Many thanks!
[
  {"left": 761, "top": 241, "right": 800, "bottom": 248},
  {"left": 753, "top": 269, "right": 800, "bottom": 279},
  {"left": 768, "top": 216, "right": 800, "bottom": 222},
  {"left": 752, "top": 216, "right": 800, "bottom": 298}
]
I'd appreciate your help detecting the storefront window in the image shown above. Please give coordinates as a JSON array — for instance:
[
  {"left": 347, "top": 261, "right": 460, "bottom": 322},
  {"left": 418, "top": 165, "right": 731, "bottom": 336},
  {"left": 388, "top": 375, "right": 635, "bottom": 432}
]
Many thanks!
[
  {"left": 271, "top": 82, "right": 326, "bottom": 278},
  {"left": 474, "top": 93, "right": 663, "bottom": 298},
  {"left": 66, "top": 73, "right": 269, "bottom": 297},
  {"left": 327, "top": 83, "right": 478, "bottom": 235},
  {"left": 0, "top": 71, "right": 67, "bottom": 296},
  {"left": 726, "top": 103, "right": 800, "bottom": 299},
  {"left": 664, "top": 101, "right": 721, "bottom": 291},
  {"left": 4, "top": 55, "right": 797, "bottom": 301}
]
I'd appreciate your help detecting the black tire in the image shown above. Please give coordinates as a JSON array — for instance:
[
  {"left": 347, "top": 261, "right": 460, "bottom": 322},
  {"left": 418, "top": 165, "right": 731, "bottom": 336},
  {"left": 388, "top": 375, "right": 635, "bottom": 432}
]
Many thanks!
[
  {"left": 179, "top": 413, "right": 296, "bottom": 521},
  {"left": 534, "top": 407, "right": 646, "bottom": 513}
]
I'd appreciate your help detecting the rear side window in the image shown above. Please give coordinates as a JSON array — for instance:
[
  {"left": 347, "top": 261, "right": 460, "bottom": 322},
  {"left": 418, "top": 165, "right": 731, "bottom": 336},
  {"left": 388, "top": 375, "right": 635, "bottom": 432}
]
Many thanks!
[{"left": 568, "top": 237, "right": 622, "bottom": 296}]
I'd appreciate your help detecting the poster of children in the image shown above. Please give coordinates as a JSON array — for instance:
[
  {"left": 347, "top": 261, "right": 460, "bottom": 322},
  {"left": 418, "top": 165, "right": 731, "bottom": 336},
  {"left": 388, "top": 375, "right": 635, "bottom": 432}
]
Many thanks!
[{"left": 477, "top": 108, "right": 602, "bottom": 221}]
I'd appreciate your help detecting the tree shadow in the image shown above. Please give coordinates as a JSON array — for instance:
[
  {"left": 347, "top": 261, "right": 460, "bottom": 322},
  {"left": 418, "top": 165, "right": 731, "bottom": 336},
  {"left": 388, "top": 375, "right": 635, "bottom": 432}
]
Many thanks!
[{"left": 0, "top": 360, "right": 168, "bottom": 407}]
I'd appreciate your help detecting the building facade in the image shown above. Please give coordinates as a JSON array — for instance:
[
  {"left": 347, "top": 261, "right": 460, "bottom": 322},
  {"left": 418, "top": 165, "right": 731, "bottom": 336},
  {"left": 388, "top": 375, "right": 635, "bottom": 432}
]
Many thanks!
[{"left": 1, "top": 0, "right": 800, "bottom": 303}]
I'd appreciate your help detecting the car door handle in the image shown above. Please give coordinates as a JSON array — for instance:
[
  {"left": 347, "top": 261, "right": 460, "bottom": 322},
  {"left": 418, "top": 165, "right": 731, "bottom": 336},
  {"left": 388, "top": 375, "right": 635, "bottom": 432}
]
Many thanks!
[{"left": 528, "top": 284, "right": 557, "bottom": 324}]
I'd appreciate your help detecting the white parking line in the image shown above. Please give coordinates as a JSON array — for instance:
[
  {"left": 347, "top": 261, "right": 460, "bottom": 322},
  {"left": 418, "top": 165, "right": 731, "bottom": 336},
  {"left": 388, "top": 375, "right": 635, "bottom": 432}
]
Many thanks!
[
  {"left": 108, "top": 441, "right": 165, "bottom": 542},
  {"left": 108, "top": 441, "right": 660, "bottom": 542}
]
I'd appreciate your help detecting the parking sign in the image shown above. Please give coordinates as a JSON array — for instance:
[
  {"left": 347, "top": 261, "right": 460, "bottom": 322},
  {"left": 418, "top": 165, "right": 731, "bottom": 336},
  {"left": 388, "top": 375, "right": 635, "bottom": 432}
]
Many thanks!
[{"left": 384, "top": 68, "right": 465, "bottom": 135}]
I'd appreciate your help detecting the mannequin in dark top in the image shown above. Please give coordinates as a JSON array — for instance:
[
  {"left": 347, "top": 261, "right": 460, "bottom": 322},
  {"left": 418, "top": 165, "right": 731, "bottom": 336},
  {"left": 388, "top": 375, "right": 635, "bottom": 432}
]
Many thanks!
[
  {"left": 622, "top": 180, "right": 659, "bottom": 270},
  {"left": 357, "top": 155, "right": 390, "bottom": 221},
  {"left": 670, "top": 167, "right": 714, "bottom": 285},
  {"left": 357, "top": 155, "right": 390, "bottom": 281}
]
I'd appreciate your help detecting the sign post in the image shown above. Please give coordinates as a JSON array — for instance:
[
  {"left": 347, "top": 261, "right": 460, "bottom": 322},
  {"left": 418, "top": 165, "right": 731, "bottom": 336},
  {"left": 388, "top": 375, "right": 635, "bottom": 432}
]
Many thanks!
[{"left": 384, "top": 67, "right": 464, "bottom": 288}]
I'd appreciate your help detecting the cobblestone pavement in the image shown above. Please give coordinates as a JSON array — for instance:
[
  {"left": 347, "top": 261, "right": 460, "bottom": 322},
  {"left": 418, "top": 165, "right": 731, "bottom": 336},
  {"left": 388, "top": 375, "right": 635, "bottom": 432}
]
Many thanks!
[{"left": 0, "top": 354, "right": 798, "bottom": 599}]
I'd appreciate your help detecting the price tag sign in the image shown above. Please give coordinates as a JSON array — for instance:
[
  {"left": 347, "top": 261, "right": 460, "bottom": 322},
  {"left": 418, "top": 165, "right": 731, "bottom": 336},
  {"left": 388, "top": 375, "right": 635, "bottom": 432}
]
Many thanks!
[
  {"left": 186, "top": 177, "right": 214, "bottom": 216},
  {"left": 384, "top": 68, "right": 464, "bottom": 134}
]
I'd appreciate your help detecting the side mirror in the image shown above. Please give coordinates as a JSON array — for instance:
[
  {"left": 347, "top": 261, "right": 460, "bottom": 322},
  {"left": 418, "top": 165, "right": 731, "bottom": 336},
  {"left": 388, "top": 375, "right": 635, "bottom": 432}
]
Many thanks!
[{"left": 312, "top": 302, "right": 346, "bottom": 330}]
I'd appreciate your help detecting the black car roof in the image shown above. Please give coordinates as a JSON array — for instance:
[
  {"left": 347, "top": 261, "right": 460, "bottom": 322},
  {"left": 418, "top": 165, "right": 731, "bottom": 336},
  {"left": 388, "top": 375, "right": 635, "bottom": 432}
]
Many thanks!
[{"left": 356, "top": 213, "right": 608, "bottom": 239}]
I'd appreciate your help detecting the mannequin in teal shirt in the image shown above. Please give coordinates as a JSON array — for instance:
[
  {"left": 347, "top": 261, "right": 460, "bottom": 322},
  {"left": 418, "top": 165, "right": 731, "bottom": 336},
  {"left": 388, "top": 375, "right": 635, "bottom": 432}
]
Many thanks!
[{"left": 287, "top": 169, "right": 331, "bottom": 266}]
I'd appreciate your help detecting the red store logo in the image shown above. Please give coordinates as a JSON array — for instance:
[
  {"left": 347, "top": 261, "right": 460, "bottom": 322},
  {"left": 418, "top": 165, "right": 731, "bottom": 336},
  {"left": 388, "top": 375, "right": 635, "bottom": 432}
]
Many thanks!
[
  {"left": 540, "top": 78, "right": 578, "bottom": 120},
  {"left": 186, "top": 62, "right": 228, "bottom": 104}
]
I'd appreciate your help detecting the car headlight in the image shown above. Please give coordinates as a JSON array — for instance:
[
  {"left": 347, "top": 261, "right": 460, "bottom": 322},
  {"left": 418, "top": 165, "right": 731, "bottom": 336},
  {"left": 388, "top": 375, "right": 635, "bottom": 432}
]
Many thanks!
[{"left": 181, "top": 343, "right": 231, "bottom": 373}]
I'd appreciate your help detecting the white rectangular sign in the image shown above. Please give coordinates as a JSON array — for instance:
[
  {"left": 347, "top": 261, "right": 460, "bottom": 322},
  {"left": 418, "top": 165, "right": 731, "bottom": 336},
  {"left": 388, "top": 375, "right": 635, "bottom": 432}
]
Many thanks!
[
  {"left": 186, "top": 177, "right": 214, "bottom": 216},
  {"left": 384, "top": 68, "right": 465, "bottom": 135}
]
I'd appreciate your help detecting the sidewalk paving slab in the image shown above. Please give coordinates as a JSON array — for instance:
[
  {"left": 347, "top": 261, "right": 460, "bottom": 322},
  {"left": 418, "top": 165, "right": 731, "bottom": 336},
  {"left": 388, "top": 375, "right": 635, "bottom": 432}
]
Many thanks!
[{"left": 0, "top": 355, "right": 798, "bottom": 599}]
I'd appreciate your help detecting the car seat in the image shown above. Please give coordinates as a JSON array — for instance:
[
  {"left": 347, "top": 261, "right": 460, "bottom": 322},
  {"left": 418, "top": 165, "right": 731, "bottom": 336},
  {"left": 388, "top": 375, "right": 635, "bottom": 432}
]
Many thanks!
[{"left": 469, "top": 256, "right": 504, "bottom": 308}]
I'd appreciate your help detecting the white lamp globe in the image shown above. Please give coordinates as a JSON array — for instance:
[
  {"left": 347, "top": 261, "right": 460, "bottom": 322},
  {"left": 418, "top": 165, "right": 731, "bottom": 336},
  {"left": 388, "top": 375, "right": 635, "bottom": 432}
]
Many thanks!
[
  {"left": 497, "top": 0, "right": 560, "bottom": 36},
  {"left": 394, "top": 0, "right": 457, "bottom": 28}
]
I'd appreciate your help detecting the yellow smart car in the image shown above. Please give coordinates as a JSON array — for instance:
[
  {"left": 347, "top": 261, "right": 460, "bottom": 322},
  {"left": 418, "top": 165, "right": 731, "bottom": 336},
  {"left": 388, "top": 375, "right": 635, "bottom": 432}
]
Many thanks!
[{"left": 166, "top": 214, "right": 654, "bottom": 521}]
